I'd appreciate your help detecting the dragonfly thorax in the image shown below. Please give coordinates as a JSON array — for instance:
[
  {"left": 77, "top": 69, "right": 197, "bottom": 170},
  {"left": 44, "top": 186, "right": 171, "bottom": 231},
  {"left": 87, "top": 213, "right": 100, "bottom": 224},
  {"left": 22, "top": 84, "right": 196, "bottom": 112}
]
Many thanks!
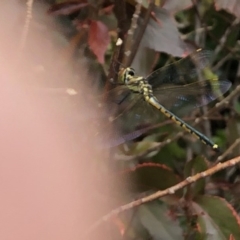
[
  {"left": 128, "top": 76, "right": 154, "bottom": 100},
  {"left": 119, "top": 67, "right": 154, "bottom": 96}
]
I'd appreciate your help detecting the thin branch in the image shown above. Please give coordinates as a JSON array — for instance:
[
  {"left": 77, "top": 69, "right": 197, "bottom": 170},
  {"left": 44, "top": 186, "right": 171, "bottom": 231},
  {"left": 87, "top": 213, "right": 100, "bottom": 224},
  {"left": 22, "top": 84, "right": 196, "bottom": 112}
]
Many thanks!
[
  {"left": 192, "top": 0, "right": 205, "bottom": 47},
  {"left": 194, "top": 84, "right": 240, "bottom": 126},
  {"left": 212, "top": 18, "right": 240, "bottom": 63},
  {"left": 192, "top": 1, "right": 240, "bottom": 64},
  {"left": 20, "top": 0, "right": 34, "bottom": 50},
  {"left": 216, "top": 138, "right": 240, "bottom": 163},
  {"left": 106, "top": 0, "right": 128, "bottom": 87},
  {"left": 206, "top": 84, "right": 240, "bottom": 116},
  {"left": 106, "top": 38, "right": 123, "bottom": 88},
  {"left": 84, "top": 155, "right": 240, "bottom": 235},
  {"left": 114, "top": 0, "right": 128, "bottom": 41},
  {"left": 212, "top": 51, "right": 232, "bottom": 71},
  {"left": 125, "top": 1, "right": 154, "bottom": 66},
  {"left": 122, "top": 0, "right": 142, "bottom": 66}
]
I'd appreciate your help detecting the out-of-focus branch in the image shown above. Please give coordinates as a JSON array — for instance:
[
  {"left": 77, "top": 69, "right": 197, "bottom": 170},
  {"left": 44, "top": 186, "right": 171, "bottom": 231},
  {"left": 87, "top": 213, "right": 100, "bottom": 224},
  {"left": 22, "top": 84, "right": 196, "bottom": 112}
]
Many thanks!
[
  {"left": 85, "top": 155, "right": 240, "bottom": 236},
  {"left": 106, "top": 0, "right": 128, "bottom": 87},
  {"left": 124, "top": 1, "right": 154, "bottom": 66},
  {"left": 20, "top": 0, "right": 34, "bottom": 50},
  {"left": 204, "top": 84, "right": 240, "bottom": 116},
  {"left": 212, "top": 18, "right": 240, "bottom": 64},
  {"left": 122, "top": 0, "right": 143, "bottom": 66},
  {"left": 216, "top": 138, "right": 240, "bottom": 163}
]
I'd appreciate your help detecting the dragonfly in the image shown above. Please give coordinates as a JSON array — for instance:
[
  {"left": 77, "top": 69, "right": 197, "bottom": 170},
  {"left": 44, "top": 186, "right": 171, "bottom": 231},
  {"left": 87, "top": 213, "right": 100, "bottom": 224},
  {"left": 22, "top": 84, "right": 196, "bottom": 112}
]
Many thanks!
[{"left": 102, "top": 49, "right": 232, "bottom": 151}]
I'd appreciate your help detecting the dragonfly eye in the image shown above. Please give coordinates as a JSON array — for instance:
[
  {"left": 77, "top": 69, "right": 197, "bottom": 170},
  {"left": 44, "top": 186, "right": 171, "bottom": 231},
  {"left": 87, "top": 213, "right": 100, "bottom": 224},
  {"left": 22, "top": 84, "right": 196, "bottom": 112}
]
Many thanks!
[
  {"left": 118, "top": 67, "right": 135, "bottom": 84},
  {"left": 127, "top": 68, "right": 135, "bottom": 76}
]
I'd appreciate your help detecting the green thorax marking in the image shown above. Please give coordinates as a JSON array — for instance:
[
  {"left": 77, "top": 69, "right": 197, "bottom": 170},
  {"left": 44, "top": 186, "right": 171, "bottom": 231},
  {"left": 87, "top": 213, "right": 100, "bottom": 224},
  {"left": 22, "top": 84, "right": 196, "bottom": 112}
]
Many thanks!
[{"left": 119, "top": 67, "right": 153, "bottom": 98}]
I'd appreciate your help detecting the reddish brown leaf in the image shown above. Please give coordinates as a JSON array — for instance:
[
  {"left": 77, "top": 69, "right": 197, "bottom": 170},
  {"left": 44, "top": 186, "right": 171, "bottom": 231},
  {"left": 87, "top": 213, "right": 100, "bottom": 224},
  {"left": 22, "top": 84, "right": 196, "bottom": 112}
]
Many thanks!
[
  {"left": 88, "top": 20, "right": 110, "bottom": 64},
  {"left": 48, "top": 1, "right": 89, "bottom": 16},
  {"left": 229, "top": 234, "right": 236, "bottom": 240}
]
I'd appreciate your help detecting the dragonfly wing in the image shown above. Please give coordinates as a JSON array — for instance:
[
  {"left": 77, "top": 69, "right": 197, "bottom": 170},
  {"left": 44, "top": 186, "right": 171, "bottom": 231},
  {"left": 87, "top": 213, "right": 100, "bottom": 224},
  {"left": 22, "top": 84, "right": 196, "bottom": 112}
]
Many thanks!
[
  {"left": 97, "top": 94, "right": 151, "bottom": 146},
  {"left": 93, "top": 85, "right": 131, "bottom": 106},
  {"left": 147, "top": 50, "right": 212, "bottom": 87},
  {"left": 153, "top": 80, "right": 231, "bottom": 114}
]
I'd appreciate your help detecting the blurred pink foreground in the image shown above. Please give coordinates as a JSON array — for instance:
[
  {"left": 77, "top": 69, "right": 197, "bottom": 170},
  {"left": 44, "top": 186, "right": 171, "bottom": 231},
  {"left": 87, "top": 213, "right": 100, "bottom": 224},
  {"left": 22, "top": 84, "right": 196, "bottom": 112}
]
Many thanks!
[{"left": 0, "top": 1, "right": 123, "bottom": 239}]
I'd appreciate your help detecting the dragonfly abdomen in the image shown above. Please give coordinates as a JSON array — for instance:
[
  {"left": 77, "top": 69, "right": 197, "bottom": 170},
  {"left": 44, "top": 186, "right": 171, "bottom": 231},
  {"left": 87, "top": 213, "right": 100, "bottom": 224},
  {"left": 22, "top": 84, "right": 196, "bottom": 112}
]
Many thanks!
[{"left": 147, "top": 96, "right": 219, "bottom": 151}]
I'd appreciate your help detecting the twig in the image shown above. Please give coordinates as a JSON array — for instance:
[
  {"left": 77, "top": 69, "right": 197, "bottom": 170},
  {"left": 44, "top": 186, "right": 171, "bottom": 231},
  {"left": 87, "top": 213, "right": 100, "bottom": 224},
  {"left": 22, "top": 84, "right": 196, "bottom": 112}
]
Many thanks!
[
  {"left": 84, "top": 155, "right": 240, "bottom": 235},
  {"left": 106, "top": 38, "right": 123, "bottom": 87},
  {"left": 192, "top": 0, "right": 205, "bottom": 47},
  {"left": 206, "top": 85, "right": 240, "bottom": 116},
  {"left": 216, "top": 138, "right": 240, "bottom": 163},
  {"left": 105, "top": 0, "right": 128, "bottom": 88},
  {"left": 114, "top": 0, "right": 128, "bottom": 41},
  {"left": 212, "top": 51, "right": 232, "bottom": 71},
  {"left": 122, "top": 0, "right": 142, "bottom": 66},
  {"left": 192, "top": 1, "right": 240, "bottom": 64},
  {"left": 20, "top": 0, "right": 34, "bottom": 50},
  {"left": 194, "top": 84, "right": 240, "bottom": 126},
  {"left": 125, "top": 1, "right": 154, "bottom": 66},
  {"left": 212, "top": 18, "right": 240, "bottom": 63}
]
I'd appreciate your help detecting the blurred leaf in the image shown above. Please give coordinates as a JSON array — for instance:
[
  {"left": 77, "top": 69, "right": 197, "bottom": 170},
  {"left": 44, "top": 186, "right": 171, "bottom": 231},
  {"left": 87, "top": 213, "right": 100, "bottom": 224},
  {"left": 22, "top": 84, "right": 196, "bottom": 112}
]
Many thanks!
[
  {"left": 194, "top": 195, "right": 240, "bottom": 239},
  {"left": 48, "top": 1, "right": 89, "bottom": 15},
  {"left": 184, "top": 156, "right": 208, "bottom": 198},
  {"left": 117, "top": 163, "right": 183, "bottom": 196},
  {"left": 162, "top": 0, "right": 193, "bottom": 14},
  {"left": 161, "top": 141, "right": 186, "bottom": 159},
  {"left": 137, "top": 201, "right": 184, "bottom": 240},
  {"left": 131, "top": 46, "right": 159, "bottom": 77},
  {"left": 105, "top": 163, "right": 183, "bottom": 209},
  {"left": 98, "top": 12, "right": 118, "bottom": 31},
  {"left": 150, "top": 141, "right": 186, "bottom": 169},
  {"left": 142, "top": 8, "right": 187, "bottom": 57},
  {"left": 214, "top": 0, "right": 240, "bottom": 19},
  {"left": 88, "top": 20, "right": 110, "bottom": 64},
  {"left": 126, "top": 140, "right": 161, "bottom": 158}
]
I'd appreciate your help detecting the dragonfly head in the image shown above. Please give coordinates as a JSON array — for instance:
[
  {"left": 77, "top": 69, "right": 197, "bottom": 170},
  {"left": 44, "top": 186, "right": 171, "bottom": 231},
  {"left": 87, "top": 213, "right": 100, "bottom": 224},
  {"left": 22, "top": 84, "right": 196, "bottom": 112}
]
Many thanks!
[{"left": 118, "top": 67, "right": 135, "bottom": 85}]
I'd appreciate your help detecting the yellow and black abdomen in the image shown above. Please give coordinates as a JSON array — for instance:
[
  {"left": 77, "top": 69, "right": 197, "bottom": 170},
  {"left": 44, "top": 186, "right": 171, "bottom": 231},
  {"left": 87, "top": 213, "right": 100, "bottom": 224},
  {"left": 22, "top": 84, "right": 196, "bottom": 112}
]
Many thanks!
[{"left": 146, "top": 96, "right": 218, "bottom": 150}]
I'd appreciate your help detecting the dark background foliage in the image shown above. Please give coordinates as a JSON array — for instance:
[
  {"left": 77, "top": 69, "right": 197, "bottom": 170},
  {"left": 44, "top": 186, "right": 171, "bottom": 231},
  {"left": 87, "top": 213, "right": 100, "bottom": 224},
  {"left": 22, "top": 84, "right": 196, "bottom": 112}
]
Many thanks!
[{"left": 23, "top": 0, "right": 240, "bottom": 239}]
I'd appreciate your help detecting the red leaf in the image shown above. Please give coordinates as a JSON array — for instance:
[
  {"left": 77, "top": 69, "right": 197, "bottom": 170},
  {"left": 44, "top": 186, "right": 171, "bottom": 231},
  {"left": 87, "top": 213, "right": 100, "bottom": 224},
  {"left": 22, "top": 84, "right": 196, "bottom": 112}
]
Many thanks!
[
  {"left": 48, "top": 1, "right": 89, "bottom": 16},
  {"left": 88, "top": 21, "right": 110, "bottom": 64}
]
